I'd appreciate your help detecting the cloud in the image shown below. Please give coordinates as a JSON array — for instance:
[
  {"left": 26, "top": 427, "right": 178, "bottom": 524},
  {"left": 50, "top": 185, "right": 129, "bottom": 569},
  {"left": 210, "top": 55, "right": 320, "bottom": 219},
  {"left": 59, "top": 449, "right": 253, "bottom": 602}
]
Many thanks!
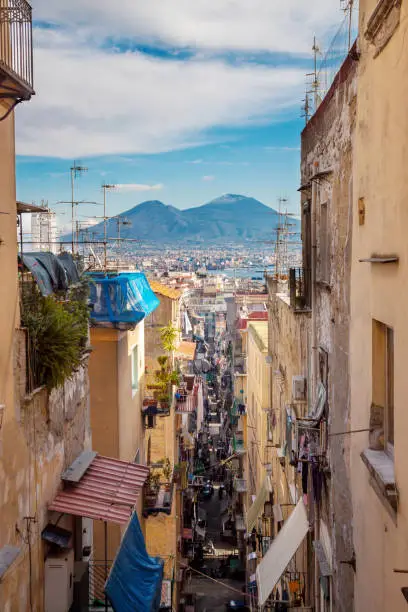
[
  {"left": 202, "top": 175, "right": 215, "bottom": 181},
  {"left": 16, "top": 34, "right": 305, "bottom": 158},
  {"left": 32, "top": 1, "right": 343, "bottom": 55},
  {"left": 15, "top": 2, "right": 346, "bottom": 159},
  {"left": 115, "top": 183, "right": 163, "bottom": 192}
]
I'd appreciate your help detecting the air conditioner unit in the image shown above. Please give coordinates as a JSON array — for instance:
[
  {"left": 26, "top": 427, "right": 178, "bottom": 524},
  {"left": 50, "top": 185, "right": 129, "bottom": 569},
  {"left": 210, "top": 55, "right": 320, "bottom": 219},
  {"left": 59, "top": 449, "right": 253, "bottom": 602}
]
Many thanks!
[
  {"left": 45, "top": 549, "right": 74, "bottom": 612},
  {"left": 292, "top": 376, "right": 307, "bottom": 401}
]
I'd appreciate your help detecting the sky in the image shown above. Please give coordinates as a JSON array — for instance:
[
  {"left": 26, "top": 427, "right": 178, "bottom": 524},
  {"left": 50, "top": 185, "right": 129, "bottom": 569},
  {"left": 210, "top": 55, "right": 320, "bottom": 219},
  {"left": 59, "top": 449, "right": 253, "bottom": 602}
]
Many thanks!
[{"left": 15, "top": 1, "right": 354, "bottom": 231}]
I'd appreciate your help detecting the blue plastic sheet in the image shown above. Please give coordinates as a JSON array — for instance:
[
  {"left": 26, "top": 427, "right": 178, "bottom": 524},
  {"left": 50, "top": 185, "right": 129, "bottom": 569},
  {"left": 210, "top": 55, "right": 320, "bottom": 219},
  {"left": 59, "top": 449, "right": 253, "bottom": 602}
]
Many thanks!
[
  {"left": 89, "top": 272, "right": 160, "bottom": 324},
  {"left": 105, "top": 512, "right": 164, "bottom": 612}
]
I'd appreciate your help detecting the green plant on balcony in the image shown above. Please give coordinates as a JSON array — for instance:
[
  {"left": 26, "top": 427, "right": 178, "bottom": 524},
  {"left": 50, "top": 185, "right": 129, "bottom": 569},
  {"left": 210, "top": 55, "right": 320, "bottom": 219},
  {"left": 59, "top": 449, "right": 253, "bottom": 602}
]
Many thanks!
[
  {"left": 21, "top": 279, "right": 90, "bottom": 391},
  {"left": 154, "top": 354, "right": 180, "bottom": 407},
  {"left": 160, "top": 322, "right": 179, "bottom": 353}
]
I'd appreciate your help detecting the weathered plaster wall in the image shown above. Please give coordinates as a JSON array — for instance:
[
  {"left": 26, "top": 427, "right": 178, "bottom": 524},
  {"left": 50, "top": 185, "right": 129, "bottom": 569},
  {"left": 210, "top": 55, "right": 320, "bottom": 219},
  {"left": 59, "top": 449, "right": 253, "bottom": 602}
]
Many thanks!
[
  {"left": 89, "top": 323, "right": 145, "bottom": 564},
  {"left": 351, "top": 1, "right": 408, "bottom": 610},
  {"left": 1, "top": 360, "right": 90, "bottom": 612},
  {"left": 301, "top": 50, "right": 357, "bottom": 612}
]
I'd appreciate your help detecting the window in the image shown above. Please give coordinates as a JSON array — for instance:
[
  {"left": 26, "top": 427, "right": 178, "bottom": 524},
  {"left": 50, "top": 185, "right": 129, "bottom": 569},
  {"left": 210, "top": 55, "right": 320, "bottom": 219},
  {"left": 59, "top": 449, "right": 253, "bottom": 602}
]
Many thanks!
[
  {"left": 372, "top": 320, "right": 394, "bottom": 454},
  {"left": 131, "top": 345, "right": 139, "bottom": 394},
  {"left": 319, "top": 201, "right": 329, "bottom": 283}
]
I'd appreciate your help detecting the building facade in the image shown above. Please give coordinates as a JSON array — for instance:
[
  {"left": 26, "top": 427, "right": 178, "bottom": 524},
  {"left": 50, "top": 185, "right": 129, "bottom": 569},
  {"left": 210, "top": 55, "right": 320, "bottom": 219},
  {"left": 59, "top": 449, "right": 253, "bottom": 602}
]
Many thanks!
[
  {"left": 351, "top": 0, "right": 408, "bottom": 609},
  {"left": 89, "top": 322, "right": 146, "bottom": 562}
]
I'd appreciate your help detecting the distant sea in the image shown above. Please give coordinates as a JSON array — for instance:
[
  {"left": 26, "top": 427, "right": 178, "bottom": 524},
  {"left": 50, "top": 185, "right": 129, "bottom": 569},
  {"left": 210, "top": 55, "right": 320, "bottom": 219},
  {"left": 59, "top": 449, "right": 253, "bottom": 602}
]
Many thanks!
[{"left": 206, "top": 266, "right": 275, "bottom": 279}]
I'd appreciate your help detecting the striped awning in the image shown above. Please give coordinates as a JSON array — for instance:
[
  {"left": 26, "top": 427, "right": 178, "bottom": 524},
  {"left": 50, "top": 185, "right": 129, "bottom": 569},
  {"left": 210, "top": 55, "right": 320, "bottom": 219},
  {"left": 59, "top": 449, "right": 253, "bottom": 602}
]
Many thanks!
[{"left": 49, "top": 454, "right": 149, "bottom": 524}]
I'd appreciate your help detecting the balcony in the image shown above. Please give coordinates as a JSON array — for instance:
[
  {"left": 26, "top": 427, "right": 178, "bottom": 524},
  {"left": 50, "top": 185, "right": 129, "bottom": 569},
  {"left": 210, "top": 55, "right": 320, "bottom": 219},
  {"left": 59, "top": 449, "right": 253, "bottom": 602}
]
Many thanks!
[
  {"left": 234, "top": 478, "right": 247, "bottom": 493},
  {"left": 143, "top": 464, "right": 175, "bottom": 517},
  {"left": 0, "top": 0, "right": 34, "bottom": 108},
  {"left": 288, "top": 267, "right": 311, "bottom": 311},
  {"left": 233, "top": 433, "right": 246, "bottom": 454}
]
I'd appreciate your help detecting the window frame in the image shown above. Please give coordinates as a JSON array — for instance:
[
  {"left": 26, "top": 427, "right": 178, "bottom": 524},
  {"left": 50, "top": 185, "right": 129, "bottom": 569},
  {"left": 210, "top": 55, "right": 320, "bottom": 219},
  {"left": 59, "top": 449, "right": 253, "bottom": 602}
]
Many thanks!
[
  {"left": 131, "top": 344, "right": 139, "bottom": 397},
  {"left": 372, "top": 320, "right": 394, "bottom": 458}
]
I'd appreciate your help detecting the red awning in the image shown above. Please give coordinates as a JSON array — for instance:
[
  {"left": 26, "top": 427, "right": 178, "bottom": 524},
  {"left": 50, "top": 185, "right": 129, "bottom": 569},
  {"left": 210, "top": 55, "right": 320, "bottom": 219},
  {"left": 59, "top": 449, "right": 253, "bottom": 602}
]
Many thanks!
[
  {"left": 49, "top": 455, "right": 149, "bottom": 524},
  {"left": 175, "top": 395, "right": 197, "bottom": 414}
]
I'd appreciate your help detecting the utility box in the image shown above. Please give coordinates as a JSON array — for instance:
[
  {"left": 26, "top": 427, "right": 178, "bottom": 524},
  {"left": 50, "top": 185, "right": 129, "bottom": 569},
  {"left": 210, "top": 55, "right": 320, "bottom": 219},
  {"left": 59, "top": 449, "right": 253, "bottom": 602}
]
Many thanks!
[
  {"left": 292, "top": 375, "right": 307, "bottom": 401},
  {"left": 44, "top": 549, "right": 74, "bottom": 612}
]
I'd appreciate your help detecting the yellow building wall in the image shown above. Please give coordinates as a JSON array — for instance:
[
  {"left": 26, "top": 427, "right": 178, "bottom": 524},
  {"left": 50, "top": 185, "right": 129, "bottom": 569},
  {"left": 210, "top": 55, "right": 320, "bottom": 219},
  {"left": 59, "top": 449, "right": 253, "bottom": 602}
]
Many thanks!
[
  {"left": 0, "top": 112, "right": 92, "bottom": 612},
  {"left": 89, "top": 323, "right": 145, "bottom": 564},
  {"left": 246, "top": 322, "right": 270, "bottom": 508},
  {"left": 351, "top": 2, "right": 408, "bottom": 610}
]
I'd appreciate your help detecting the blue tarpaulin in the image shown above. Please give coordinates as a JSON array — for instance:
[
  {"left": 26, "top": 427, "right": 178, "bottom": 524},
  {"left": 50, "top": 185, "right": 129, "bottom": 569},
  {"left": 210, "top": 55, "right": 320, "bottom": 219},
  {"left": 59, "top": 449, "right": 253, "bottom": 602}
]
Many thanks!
[
  {"left": 89, "top": 272, "right": 160, "bottom": 325},
  {"left": 105, "top": 512, "right": 164, "bottom": 612}
]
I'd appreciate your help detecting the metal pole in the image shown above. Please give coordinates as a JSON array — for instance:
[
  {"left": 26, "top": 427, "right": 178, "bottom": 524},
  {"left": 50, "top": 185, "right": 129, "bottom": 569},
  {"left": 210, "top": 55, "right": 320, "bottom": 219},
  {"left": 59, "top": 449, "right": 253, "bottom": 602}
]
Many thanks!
[
  {"left": 19, "top": 212, "right": 23, "bottom": 257},
  {"left": 71, "top": 166, "right": 75, "bottom": 254},
  {"left": 104, "top": 521, "right": 108, "bottom": 612},
  {"left": 103, "top": 186, "right": 107, "bottom": 272}
]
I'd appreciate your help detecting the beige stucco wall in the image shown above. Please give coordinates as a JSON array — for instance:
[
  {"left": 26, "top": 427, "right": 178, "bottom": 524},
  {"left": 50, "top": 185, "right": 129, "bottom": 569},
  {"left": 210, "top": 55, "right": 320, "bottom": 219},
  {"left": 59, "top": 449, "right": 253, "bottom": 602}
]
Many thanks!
[
  {"left": 267, "top": 283, "right": 311, "bottom": 597},
  {"left": 0, "top": 111, "right": 92, "bottom": 611},
  {"left": 89, "top": 323, "right": 145, "bottom": 563},
  {"left": 351, "top": 1, "right": 408, "bottom": 610},
  {"left": 246, "top": 322, "right": 269, "bottom": 502},
  {"left": 300, "top": 51, "right": 357, "bottom": 610},
  {"left": 143, "top": 294, "right": 180, "bottom": 602}
]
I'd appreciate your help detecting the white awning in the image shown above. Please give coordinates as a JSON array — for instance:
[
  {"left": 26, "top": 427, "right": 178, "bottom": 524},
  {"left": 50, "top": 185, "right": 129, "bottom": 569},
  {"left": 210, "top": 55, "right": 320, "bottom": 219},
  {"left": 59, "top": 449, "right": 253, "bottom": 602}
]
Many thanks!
[
  {"left": 256, "top": 499, "right": 309, "bottom": 606},
  {"left": 246, "top": 474, "right": 271, "bottom": 533}
]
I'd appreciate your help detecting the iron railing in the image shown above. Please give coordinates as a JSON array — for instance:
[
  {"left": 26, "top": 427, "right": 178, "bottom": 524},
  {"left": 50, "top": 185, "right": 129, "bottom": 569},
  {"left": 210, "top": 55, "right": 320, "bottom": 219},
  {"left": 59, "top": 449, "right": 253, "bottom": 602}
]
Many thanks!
[
  {"left": 289, "top": 267, "right": 310, "bottom": 311},
  {"left": 0, "top": 0, "right": 34, "bottom": 96},
  {"left": 89, "top": 560, "right": 112, "bottom": 610}
]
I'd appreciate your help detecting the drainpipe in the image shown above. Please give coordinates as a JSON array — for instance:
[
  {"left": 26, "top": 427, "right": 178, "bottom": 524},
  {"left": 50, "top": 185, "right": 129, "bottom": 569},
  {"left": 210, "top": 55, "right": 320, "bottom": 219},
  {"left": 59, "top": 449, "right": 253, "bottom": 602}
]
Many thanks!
[{"left": 311, "top": 173, "right": 320, "bottom": 612}]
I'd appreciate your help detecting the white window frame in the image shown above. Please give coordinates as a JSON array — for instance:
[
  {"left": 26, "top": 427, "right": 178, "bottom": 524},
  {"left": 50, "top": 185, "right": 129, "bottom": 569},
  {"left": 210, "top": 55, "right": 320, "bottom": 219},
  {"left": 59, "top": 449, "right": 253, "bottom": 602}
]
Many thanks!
[{"left": 131, "top": 344, "right": 139, "bottom": 397}]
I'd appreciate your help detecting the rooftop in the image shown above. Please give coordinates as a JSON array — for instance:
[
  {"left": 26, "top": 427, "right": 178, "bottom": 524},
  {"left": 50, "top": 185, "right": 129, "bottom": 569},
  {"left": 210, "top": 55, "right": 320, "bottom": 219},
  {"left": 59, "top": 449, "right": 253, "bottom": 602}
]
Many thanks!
[
  {"left": 248, "top": 321, "right": 268, "bottom": 353},
  {"left": 148, "top": 280, "right": 182, "bottom": 300}
]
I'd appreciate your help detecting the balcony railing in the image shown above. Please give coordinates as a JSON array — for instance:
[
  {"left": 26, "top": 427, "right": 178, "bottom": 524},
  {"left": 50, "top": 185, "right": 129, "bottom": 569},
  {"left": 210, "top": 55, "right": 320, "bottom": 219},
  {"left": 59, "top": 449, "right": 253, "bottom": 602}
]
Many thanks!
[
  {"left": 0, "top": 0, "right": 34, "bottom": 100},
  {"left": 289, "top": 267, "right": 311, "bottom": 311}
]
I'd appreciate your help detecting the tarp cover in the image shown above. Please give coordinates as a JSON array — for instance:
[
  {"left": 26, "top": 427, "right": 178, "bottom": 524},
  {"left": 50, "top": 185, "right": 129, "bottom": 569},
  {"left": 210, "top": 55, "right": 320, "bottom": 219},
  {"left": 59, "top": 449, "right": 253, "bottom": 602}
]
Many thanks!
[
  {"left": 105, "top": 511, "right": 164, "bottom": 612},
  {"left": 57, "top": 252, "right": 80, "bottom": 284},
  {"left": 89, "top": 272, "right": 160, "bottom": 324},
  {"left": 21, "top": 252, "right": 79, "bottom": 296}
]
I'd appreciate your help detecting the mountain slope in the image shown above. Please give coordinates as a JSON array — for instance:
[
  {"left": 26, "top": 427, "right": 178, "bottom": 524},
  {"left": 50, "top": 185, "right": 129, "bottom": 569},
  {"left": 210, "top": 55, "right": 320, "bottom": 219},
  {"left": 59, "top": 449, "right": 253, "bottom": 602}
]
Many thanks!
[{"left": 85, "top": 194, "right": 300, "bottom": 243}]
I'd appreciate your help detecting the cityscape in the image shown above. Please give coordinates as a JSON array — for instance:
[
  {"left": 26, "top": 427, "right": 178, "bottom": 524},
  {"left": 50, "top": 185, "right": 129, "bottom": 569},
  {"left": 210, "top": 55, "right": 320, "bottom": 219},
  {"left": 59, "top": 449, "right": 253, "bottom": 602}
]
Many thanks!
[{"left": 1, "top": 1, "right": 407, "bottom": 612}]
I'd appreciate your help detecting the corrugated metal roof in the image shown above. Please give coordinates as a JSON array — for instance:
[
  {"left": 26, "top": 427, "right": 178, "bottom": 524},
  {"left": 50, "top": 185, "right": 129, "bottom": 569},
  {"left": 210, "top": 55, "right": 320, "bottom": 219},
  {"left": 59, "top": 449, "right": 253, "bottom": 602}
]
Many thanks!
[
  {"left": 149, "top": 280, "right": 182, "bottom": 300},
  {"left": 49, "top": 455, "right": 149, "bottom": 524}
]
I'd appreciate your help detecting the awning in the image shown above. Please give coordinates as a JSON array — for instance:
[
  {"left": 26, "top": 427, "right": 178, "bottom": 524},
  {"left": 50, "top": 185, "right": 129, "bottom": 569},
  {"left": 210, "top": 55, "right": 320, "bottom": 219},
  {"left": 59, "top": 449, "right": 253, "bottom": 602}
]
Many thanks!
[
  {"left": 175, "top": 341, "right": 197, "bottom": 361},
  {"left": 246, "top": 475, "right": 271, "bottom": 533},
  {"left": 105, "top": 511, "right": 163, "bottom": 612},
  {"left": 49, "top": 454, "right": 149, "bottom": 524},
  {"left": 256, "top": 500, "right": 309, "bottom": 606},
  {"left": 298, "top": 382, "right": 327, "bottom": 429},
  {"left": 17, "top": 201, "right": 48, "bottom": 213}
]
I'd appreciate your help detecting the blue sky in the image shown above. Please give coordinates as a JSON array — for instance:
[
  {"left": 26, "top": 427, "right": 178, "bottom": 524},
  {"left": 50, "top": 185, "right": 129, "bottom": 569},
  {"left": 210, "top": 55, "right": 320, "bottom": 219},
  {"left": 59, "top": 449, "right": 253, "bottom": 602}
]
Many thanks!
[{"left": 16, "top": 1, "right": 356, "bottom": 232}]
